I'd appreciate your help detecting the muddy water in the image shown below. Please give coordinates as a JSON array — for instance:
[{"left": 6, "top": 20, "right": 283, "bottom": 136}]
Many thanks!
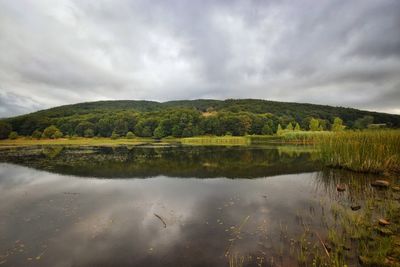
[{"left": 0, "top": 146, "right": 394, "bottom": 266}]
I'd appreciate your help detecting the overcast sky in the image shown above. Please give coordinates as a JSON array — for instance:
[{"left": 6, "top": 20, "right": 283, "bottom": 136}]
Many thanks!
[{"left": 0, "top": 0, "right": 399, "bottom": 117}]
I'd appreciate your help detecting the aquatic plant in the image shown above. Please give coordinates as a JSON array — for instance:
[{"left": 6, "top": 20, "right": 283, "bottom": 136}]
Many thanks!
[
  {"left": 318, "top": 130, "right": 400, "bottom": 173},
  {"left": 181, "top": 136, "right": 251, "bottom": 146},
  {"left": 277, "top": 131, "right": 330, "bottom": 144}
]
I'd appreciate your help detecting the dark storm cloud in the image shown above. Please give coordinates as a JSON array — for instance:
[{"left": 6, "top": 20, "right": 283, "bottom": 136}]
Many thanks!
[{"left": 0, "top": 0, "right": 399, "bottom": 117}]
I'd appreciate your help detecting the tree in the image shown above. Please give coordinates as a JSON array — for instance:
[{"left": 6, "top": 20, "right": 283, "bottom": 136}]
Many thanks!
[
  {"left": 261, "top": 124, "right": 273, "bottom": 135},
  {"left": 97, "top": 118, "right": 113, "bottom": 137},
  {"left": 135, "top": 119, "right": 158, "bottom": 137},
  {"left": 111, "top": 131, "right": 119, "bottom": 140},
  {"left": 84, "top": 129, "right": 94, "bottom": 138},
  {"left": 171, "top": 124, "right": 184, "bottom": 137},
  {"left": 43, "top": 125, "right": 62, "bottom": 139},
  {"left": 113, "top": 119, "right": 128, "bottom": 136},
  {"left": 276, "top": 124, "right": 283, "bottom": 135},
  {"left": 318, "top": 119, "right": 329, "bottom": 131},
  {"left": 332, "top": 117, "right": 345, "bottom": 131},
  {"left": 285, "top": 122, "right": 294, "bottom": 131},
  {"left": 126, "top": 131, "right": 135, "bottom": 139},
  {"left": 0, "top": 122, "right": 12, "bottom": 139},
  {"left": 8, "top": 131, "right": 18, "bottom": 140},
  {"left": 309, "top": 118, "right": 320, "bottom": 131},
  {"left": 153, "top": 126, "right": 166, "bottom": 139},
  {"left": 75, "top": 121, "right": 95, "bottom": 137},
  {"left": 54, "top": 130, "right": 63, "bottom": 139},
  {"left": 294, "top": 123, "right": 301, "bottom": 131},
  {"left": 182, "top": 124, "right": 194, "bottom": 137},
  {"left": 32, "top": 130, "right": 42, "bottom": 139},
  {"left": 142, "top": 127, "right": 153, "bottom": 137},
  {"left": 354, "top": 116, "right": 374, "bottom": 129}
]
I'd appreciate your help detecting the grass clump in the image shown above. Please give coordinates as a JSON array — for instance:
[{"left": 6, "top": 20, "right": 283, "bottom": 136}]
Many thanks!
[
  {"left": 180, "top": 136, "right": 251, "bottom": 146},
  {"left": 318, "top": 130, "right": 400, "bottom": 173},
  {"left": 279, "top": 131, "right": 331, "bottom": 144}
]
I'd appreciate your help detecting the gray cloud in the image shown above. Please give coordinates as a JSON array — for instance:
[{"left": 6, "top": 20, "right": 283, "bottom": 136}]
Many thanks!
[{"left": 0, "top": 0, "right": 399, "bottom": 117}]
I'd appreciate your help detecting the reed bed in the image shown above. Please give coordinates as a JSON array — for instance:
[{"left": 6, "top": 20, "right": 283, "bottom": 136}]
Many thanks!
[
  {"left": 279, "top": 131, "right": 331, "bottom": 144},
  {"left": 180, "top": 136, "right": 251, "bottom": 146},
  {"left": 318, "top": 130, "right": 400, "bottom": 173}
]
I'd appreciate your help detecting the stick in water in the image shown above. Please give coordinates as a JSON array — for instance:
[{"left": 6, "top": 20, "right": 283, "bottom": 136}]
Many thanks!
[
  {"left": 154, "top": 213, "right": 167, "bottom": 228},
  {"left": 316, "top": 232, "right": 330, "bottom": 258}
]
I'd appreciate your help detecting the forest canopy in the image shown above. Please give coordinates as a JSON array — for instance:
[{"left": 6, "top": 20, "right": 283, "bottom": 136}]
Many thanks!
[{"left": 1, "top": 99, "right": 399, "bottom": 139}]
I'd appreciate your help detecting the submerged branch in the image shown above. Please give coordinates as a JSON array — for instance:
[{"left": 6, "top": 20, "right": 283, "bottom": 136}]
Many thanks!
[{"left": 154, "top": 213, "right": 167, "bottom": 228}]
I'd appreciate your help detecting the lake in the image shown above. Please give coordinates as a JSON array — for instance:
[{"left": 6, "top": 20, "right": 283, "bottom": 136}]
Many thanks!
[{"left": 0, "top": 145, "right": 396, "bottom": 266}]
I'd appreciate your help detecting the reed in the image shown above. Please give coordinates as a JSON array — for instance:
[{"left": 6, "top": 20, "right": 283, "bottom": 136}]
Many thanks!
[
  {"left": 278, "top": 131, "right": 330, "bottom": 144},
  {"left": 180, "top": 136, "right": 251, "bottom": 146},
  {"left": 318, "top": 130, "right": 400, "bottom": 173}
]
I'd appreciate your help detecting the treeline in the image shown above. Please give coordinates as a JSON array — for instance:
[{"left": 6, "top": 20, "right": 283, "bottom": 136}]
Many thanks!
[{"left": 0, "top": 104, "right": 386, "bottom": 139}]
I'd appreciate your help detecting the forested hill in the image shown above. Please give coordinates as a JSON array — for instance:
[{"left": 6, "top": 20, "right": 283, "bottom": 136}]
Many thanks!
[{"left": 1, "top": 99, "right": 400, "bottom": 138}]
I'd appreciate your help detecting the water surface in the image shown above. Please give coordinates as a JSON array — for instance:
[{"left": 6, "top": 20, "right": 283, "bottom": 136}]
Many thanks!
[{"left": 0, "top": 145, "right": 389, "bottom": 266}]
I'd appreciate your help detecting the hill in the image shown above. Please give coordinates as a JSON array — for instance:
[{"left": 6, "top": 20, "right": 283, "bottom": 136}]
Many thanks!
[{"left": 1, "top": 99, "right": 399, "bottom": 138}]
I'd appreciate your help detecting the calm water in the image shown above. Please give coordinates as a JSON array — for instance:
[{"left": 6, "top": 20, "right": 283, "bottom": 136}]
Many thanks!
[{"left": 0, "top": 145, "right": 385, "bottom": 266}]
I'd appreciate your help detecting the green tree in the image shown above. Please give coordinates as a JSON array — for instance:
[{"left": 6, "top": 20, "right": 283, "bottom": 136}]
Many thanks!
[
  {"left": 43, "top": 125, "right": 62, "bottom": 139},
  {"left": 0, "top": 122, "right": 12, "bottom": 139},
  {"left": 75, "top": 121, "right": 95, "bottom": 137},
  {"left": 182, "top": 124, "right": 194, "bottom": 137},
  {"left": 332, "top": 117, "right": 345, "bottom": 131},
  {"left": 111, "top": 131, "right": 119, "bottom": 140},
  {"left": 84, "top": 129, "right": 94, "bottom": 138},
  {"left": 261, "top": 124, "right": 273, "bottom": 135},
  {"left": 309, "top": 118, "right": 320, "bottom": 131},
  {"left": 171, "top": 124, "right": 184, "bottom": 137},
  {"left": 294, "top": 123, "right": 301, "bottom": 131},
  {"left": 276, "top": 124, "right": 283, "bottom": 135},
  {"left": 142, "top": 127, "right": 153, "bottom": 137},
  {"left": 126, "top": 131, "right": 135, "bottom": 139},
  {"left": 113, "top": 119, "right": 128, "bottom": 136},
  {"left": 285, "top": 122, "right": 294, "bottom": 131},
  {"left": 54, "top": 130, "right": 63, "bottom": 139},
  {"left": 8, "top": 131, "right": 18, "bottom": 139},
  {"left": 354, "top": 116, "right": 374, "bottom": 129},
  {"left": 97, "top": 118, "right": 113, "bottom": 137},
  {"left": 135, "top": 119, "right": 158, "bottom": 137},
  {"left": 32, "top": 130, "right": 42, "bottom": 139},
  {"left": 153, "top": 126, "right": 166, "bottom": 139}
]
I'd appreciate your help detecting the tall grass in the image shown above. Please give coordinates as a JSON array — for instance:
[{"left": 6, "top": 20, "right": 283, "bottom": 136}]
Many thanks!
[
  {"left": 279, "top": 131, "right": 331, "bottom": 144},
  {"left": 318, "top": 130, "right": 400, "bottom": 173},
  {"left": 180, "top": 136, "right": 251, "bottom": 146}
]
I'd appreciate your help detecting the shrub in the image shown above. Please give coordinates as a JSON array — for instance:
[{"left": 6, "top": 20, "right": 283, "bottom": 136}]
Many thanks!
[
  {"left": 43, "top": 125, "right": 63, "bottom": 139},
  {"left": 32, "top": 130, "right": 42, "bottom": 139},
  {"left": 54, "top": 130, "right": 63, "bottom": 139},
  {"left": 84, "top": 129, "right": 94, "bottom": 138},
  {"left": 8, "top": 131, "right": 18, "bottom": 140},
  {"left": 111, "top": 131, "right": 119, "bottom": 140},
  {"left": 126, "top": 131, "right": 135, "bottom": 139}
]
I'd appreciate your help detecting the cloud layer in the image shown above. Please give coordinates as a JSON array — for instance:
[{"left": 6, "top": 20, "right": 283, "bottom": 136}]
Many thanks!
[{"left": 0, "top": 0, "right": 399, "bottom": 117}]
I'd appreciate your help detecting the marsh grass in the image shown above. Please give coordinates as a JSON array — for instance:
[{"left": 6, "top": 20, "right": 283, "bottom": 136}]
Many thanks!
[
  {"left": 318, "top": 130, "right": 400, "bottom": 173},
  {"left": 280, "top": 131, "right": 331, "bottom": 144},
  {"left": 228, "top": 253, "right": 245, "bottom": 267},
  {"left": 181, "top": 136, "right": 251, "bottom": 146},
  {"left": 0, "top": 137, "right": 153, "bottom": 147}
]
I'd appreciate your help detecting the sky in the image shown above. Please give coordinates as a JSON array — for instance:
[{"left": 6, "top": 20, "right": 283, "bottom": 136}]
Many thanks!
[{"left": 0, "top": 0, "right": 400, "bottom": 118}]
